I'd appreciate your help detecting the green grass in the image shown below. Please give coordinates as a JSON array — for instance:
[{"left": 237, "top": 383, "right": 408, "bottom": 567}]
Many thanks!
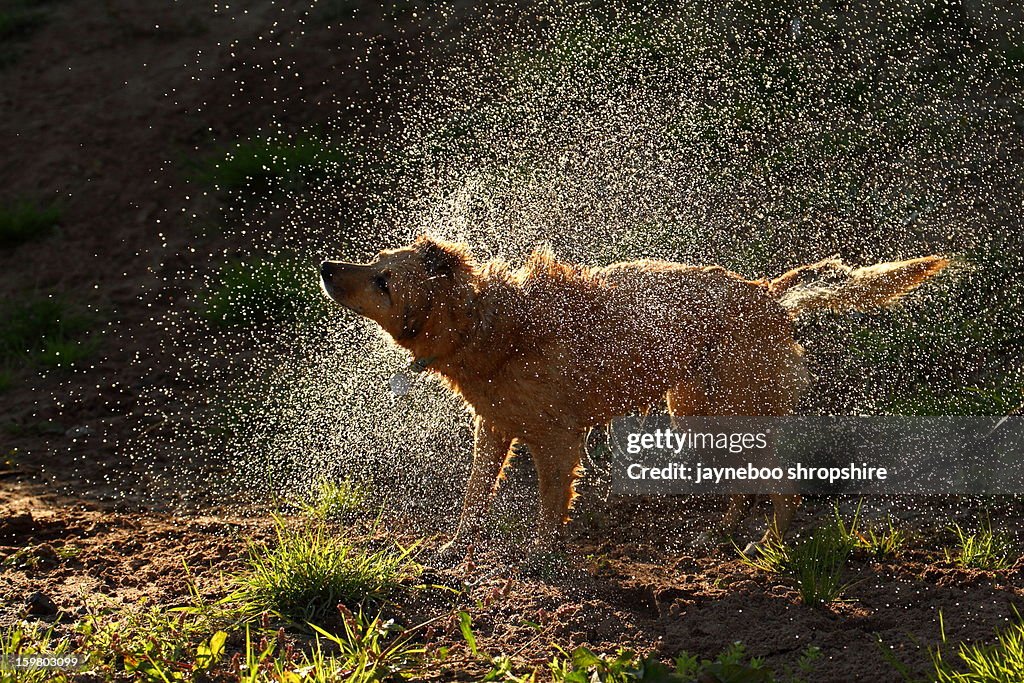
[
  {"left": 77, "top": 595, "right": 226, "bottom": 679},
  {"left": 927, "top": 612, "right": 1024, "bottom": 683},
  {"left": 479, "top": 637, "right": 820, "bottom": 682},
  {"left": 0, "top": 199, "right": 60, "bottom": 248},
  {"left": 830, "top": 502, "right": 907, "bottom": 561},
  {"left": 222, "top": 613, "right": 424, "bottom": 683},
  {"left": 188, "top": 136, "right": 352, "bottom": 197},
  {"left": 765, "top": 507, "right": 908, "bottom": 604},
  {"left": 2, "top": 595, "right": 824, "bottom": 682},
  {"left": 71, "top": 590, "right": 424, "bottom": 682},
  {"left": 0, "top": 621, "right": 75, "bottom": 682},
  {"left": 210, "top": 616, "right": 425, "bottom": 683},
  {"left": 857, "top": 516, "right": 907, "bottom": 561},
  {"left": 294, "top": 611, "right": 425, "bottom": 682},
  {"left": 291, "top": 478, "right": 369, "bottom": 522},
  {"left": 0, "top": 297, "right": 96, "bottom": 371},
  {"left": 4, "top": 541, "right": 832, "bottom": 682},
  {"left": 202, "top": 258, "right": 325, "bottom": 328},
  {"left": 887, "top": 611, "right": 1024, "bottom": 682},
  {"left": 461, "top": 609, "right": 820, "bottom": 682},
  {"left": 943, "top": 520, "right": 1014, "bottom": 570},
  {"left": 742, "top": 513, "right": 859, "bottom": 607},
  {"left": 2, "top": 539, "right": 82, "bottom": 569},
  {"left": 230, "top": 517, "right": 420, "bottom": 624},
  {"left": 0, "top": 368, "right": 11, "bottom": 392},
  {"left": 548, "top": 643, "right": 790, "bottom": 683},
  {"left": 767, "top": 530, "right": 853, "bottom": 607},
  {"left": 1, "top": 544, "right": 40, "bottom": 569}
]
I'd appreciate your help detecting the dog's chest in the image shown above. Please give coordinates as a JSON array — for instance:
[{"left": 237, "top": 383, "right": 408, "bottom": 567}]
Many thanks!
[{"left": 448, "top": 354, "right": 580, "bottom": 428}]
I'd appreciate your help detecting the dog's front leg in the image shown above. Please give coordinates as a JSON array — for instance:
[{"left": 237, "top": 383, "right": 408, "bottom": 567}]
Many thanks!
[{"left": 437, "top": 416, "right": 512, "bottom": 561}]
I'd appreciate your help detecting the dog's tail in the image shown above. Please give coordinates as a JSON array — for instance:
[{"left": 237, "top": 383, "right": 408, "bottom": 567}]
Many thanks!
[{"left": 767, "top": 255, "right": 950, "bottom": 317}]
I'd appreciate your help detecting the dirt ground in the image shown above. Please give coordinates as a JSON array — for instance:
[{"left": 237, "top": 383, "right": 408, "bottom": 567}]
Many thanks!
[
  {"left": 4, "top": 476, "right": 1024, "bottom": 681},
  {"left": 2, "top": 2, "right": 1023, "bottom": 681}
]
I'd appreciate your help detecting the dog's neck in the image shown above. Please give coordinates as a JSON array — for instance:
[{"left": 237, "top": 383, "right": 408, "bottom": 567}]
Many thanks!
[{"left": 399, "top": 268, "right": 525, "bottom": 384}]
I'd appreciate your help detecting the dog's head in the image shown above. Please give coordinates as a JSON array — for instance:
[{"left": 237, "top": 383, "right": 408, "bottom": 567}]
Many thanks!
[{"left": 320, "top": 236, "right": 476, "bottom": 346}]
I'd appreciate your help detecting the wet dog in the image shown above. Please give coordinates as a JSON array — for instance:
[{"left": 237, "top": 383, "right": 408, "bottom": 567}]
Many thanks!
[{"left": 321, "top": 236, "right": 948, "bottom": 556}]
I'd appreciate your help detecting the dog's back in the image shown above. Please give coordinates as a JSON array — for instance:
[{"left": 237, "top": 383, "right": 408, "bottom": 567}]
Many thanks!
[{"left": 510, "top": 255, "right": 802, "bottom": 424}]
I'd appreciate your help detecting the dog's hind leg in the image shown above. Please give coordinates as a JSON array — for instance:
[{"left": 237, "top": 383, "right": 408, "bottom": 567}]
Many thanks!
[
  {"left": 710, "top": 339, "right": 807, "bottom": 554},
  {"left": 438, "top": 416, "right": 512, "bottom": 560},
  {"left": 766, "top": 493, "right": 799, "bottom": 539},
  {"left": 666, "top": 340, "right": 805, "bottom": 552},
  {"left": 527, "top": 431, "right": 585, "bottom": 550},
  {"left": 666, "top": 383, "right": 730, "bottom": 548}
]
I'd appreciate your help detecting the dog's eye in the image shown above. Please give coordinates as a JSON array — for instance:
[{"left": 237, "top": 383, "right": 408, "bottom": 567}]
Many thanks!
[{"left": 374, "top": 274, "right": 390, "bottom": 295}]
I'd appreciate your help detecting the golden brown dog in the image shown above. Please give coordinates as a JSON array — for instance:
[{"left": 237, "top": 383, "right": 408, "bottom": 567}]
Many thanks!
[{"left": 321, "top": 236, "right": 948, "bottom": 556}]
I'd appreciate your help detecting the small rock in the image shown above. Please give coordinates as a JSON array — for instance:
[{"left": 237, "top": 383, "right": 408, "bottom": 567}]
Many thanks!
[
  {"left": 33, "top": 543, "right": 60, "bottom": 567},
  {"left": 26, "top": 592, "right": 58, "bottom": 616}
]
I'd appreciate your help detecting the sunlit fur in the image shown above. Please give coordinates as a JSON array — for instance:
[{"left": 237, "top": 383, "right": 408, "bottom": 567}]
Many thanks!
[{"left": 321, "top": 236, "right": 949, "bottom": 553}]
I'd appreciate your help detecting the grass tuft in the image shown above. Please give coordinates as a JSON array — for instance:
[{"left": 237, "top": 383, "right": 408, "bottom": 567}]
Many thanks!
[
  {"left": 928, "top": 611, "right": 1024, "bottom": 682},
  {"left": 223, "top": 612, "right": 424, "bottom": 682},
  {"left": 787, "top": 525, "right": 857, "bottom": 607},
  {"left": 202, "top": 258, "right": 325, "bottom": 328},
  {"left": 857, "top": 516, "right": 907, "bottom": 561},
  {"left": 188, "top": 136, "right": 352, "bottom": 197},
  {"left": 887, "top": 610, "right": 1024, "bottom": 682},
  {"left": 741, "top": 512, "right": 859, "bottom": 607},
  {"left": 301, "top": 609, "right": 425, "bottom": 681},
  {"left": 832, "top": 502, "right": 907, "bottom": 561},
  {"left": 0, "top": 199, "right": 60, "bottom": 248},
  {"left": 0, "top": 297, "right": 96, "bottom": 371},
  {"left": 943, "top": 520, "right": 1014, "bottom": 570},
  {"left": 292, "top": 478, "right": 369, "bottom": 522},
  {"left": 0, "top": 621, "right": 74, "bottom": 683},
  {"left": 230, "top": 516, "right": 420, "bottom": 624}
]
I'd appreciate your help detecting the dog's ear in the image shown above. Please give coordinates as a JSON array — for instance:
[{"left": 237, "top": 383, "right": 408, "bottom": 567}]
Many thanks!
[{"left": 416, "top": 235, "right": 472, "bottom": 278}]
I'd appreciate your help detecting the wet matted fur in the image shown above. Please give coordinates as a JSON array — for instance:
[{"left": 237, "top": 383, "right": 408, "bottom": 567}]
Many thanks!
[{"left": 321, "top": 236, "right": 949, "bottom": 556}]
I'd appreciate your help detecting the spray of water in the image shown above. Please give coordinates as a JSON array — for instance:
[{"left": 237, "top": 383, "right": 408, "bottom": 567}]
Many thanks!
[{"left": 112, "top": 2, "right": 1021, "bottom": 533}]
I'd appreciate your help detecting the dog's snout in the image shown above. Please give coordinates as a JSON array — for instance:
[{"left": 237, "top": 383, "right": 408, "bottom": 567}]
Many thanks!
[{"left": 320, "top": 261, "right": 333, "bottom": 279}]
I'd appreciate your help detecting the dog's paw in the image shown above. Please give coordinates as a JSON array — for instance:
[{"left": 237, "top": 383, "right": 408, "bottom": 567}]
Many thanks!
[{"left": 740, "top": 540, "right": 767, "bottom": 558}]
